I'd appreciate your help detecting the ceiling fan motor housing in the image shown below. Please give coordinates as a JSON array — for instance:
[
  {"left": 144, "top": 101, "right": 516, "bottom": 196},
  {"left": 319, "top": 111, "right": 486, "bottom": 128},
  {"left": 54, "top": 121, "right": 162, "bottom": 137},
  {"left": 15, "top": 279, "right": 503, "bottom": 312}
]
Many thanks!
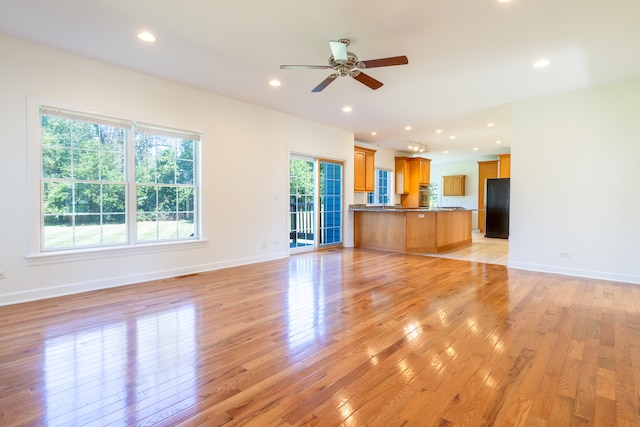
[{"left": 329, "top": 52, "right": 366, "bottom": 76}]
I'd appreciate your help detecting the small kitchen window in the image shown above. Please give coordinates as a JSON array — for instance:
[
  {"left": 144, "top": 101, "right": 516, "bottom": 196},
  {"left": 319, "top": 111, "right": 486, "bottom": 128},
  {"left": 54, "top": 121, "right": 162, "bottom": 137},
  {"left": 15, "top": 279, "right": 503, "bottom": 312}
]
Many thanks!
[{"left": 367, "top": 169, "right": 392, "bottom": 205}]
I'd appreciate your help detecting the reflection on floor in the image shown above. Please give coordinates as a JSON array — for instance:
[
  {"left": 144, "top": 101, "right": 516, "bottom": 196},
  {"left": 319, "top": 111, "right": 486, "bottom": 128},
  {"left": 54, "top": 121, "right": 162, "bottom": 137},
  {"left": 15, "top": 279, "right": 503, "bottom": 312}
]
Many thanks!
[{"left": 425, "top": 229, "right": 509, "bottom": 265}]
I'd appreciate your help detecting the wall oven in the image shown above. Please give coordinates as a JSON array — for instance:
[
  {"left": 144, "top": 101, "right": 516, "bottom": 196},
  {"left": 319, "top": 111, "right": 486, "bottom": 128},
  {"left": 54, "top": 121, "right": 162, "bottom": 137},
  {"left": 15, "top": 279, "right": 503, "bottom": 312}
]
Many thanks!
[{"left": 419, "top": 185, "right": 430, "bottom": 207}]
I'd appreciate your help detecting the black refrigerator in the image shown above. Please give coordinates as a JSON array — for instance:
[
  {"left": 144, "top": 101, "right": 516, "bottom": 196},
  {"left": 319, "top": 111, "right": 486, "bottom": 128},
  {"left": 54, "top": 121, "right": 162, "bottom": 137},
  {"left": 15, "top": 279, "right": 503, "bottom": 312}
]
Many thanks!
[{"left": 485, "top": 178, "right": 510, "bottom": 239}]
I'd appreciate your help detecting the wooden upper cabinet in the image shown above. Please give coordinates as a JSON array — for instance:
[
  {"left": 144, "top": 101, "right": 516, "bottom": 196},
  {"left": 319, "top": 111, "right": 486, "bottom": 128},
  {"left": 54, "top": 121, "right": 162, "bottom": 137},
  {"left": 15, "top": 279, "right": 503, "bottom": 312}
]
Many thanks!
[
  {"left": 354, "top": 146, "right": 376, "bottom": 192},
  {"left": 417, "top": 158, "right": 431, "bottom": 184},
  {"left": 443, "top": 175, "right": 466, "bottom": 196},
  {"left": 395, "top": 157, "right": 409, "bottom": 194},
  {"left": 498, "top": 154, "right": 511, "bottom": 178},
  {"left": 365, "top": 150, "right": 375, "bottom": 191},
  {"left": 395, "top": 156, "right": 432, "bottom": 208}
]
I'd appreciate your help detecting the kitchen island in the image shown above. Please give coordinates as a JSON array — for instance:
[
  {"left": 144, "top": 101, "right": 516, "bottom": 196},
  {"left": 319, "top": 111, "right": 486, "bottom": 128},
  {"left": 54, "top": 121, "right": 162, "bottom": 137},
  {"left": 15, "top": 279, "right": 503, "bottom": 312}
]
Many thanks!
[{"left": 351, "top": 206, "right": 472, "bottom": 254}]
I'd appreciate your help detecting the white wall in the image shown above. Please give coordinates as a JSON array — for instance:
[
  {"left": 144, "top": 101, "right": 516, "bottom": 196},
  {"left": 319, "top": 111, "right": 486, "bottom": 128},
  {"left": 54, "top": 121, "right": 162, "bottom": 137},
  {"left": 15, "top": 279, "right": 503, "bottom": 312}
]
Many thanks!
[
  {"left": 510, "top": 79, "right": 640, "bottom": 284},
  {"left": 0, "top": 34, "right": 355, "bottom": 305}
]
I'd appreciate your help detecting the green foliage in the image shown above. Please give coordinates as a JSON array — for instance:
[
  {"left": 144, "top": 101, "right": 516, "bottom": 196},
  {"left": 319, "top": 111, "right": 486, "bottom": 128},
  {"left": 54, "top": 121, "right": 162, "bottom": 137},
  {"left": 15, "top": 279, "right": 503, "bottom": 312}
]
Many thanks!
[
  {"left": 289, "top": 158, "right": 327, "bottom": 199},
  {"left": 289, "top": 159, "right": 314, "bottom": 197}
]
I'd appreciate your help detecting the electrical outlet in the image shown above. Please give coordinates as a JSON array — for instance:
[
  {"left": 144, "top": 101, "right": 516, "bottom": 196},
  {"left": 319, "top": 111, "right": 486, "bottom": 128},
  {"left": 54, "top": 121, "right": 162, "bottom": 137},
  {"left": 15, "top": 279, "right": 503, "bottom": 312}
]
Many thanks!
[{"left": 0, "top": 271, "right": 5, "bottom": 279}]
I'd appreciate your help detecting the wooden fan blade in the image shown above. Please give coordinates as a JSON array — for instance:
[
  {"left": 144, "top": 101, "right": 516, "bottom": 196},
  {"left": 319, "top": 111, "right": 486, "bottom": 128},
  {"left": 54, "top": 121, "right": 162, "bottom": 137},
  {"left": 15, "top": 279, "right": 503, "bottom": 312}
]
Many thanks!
[
  {"left": 312, "top": 74, "right": 338, "bottom": 92},
  {"left": 280, "top": 65, "right": 332, "bottom": 70},
  {"left": 351, "top": 72, "right": 383, "bottom": 90},
  {"left": 360, "top": 56, "right": 408, "bottom": 68},
  {"left": 330, "top": 41, "right": 348, "bottom": 62}
]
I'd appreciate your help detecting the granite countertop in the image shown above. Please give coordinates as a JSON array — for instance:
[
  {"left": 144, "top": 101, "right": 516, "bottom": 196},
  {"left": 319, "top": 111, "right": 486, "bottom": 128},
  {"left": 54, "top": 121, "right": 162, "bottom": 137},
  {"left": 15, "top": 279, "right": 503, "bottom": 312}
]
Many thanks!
[{"left": 349, "top": 205, "right": 475, "bottom": 212}]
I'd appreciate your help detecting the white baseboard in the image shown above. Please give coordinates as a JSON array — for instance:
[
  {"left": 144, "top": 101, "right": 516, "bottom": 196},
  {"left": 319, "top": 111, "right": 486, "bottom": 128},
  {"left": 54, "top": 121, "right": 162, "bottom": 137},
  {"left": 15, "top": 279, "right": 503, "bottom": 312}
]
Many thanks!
[
  {"left": 0, "top": 251, "right": 288, "bottom": 306},
  {"left": 508, "top": 261, "right": 640, "bottom": 285}
]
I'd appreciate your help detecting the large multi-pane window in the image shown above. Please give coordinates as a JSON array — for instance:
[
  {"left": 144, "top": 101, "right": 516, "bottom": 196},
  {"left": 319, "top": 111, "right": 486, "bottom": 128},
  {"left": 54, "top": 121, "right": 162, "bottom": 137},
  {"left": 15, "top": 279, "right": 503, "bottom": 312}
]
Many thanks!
[
  {"left": 39, "top": 106, "right": 199, "bottom": 251},
  {"left": 367, "top": 169, "right": 392, "bottom": 205}
]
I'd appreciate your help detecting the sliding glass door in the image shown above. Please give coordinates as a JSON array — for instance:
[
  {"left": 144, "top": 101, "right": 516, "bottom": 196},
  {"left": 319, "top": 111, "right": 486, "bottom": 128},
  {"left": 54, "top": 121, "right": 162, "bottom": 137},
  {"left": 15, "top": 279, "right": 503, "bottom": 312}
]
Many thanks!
[
  {"left": 289, "top": 155, "right": 343, "bottom": 253},
  {"left": 318, "top": 160, "right": 343, "bottom": 246}
]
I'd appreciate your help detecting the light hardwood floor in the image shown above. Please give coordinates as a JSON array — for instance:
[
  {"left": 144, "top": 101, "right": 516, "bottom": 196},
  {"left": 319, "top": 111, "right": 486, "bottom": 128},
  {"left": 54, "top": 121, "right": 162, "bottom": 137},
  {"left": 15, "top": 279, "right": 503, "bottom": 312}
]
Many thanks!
[
  {"left": 429, "top": 230, "right": 510, "bottom": 265},
  {"left": 1, "top": 248, "right": 638, "bottom": 426}
]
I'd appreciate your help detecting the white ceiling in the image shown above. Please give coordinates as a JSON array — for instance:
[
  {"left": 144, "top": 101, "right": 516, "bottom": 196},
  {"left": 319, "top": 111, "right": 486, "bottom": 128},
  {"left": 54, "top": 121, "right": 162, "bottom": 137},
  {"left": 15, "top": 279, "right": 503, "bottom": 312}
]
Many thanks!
[{"left": 2, "top": 0, "right": 640, "bottom": 163}]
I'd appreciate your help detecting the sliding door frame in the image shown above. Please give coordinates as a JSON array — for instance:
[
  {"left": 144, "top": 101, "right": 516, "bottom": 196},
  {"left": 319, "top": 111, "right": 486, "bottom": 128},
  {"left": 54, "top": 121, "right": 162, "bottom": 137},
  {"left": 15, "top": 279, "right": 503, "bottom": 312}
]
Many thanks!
[{"left": 288, "top": 153, "right": 344, "bottom": 254}]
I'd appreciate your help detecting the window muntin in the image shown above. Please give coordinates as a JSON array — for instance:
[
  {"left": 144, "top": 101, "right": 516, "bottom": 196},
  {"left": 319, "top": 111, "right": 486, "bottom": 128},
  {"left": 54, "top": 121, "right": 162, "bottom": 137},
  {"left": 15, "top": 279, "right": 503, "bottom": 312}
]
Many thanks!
[
  {"left": 367, "top": 169, "right": 392, "bottom": 205},
  {"left": 39, "top": 107, "right": 199, "bottom": 252},
  {"left": 134, "top": 130, "right": 196, "bottom": 242}
]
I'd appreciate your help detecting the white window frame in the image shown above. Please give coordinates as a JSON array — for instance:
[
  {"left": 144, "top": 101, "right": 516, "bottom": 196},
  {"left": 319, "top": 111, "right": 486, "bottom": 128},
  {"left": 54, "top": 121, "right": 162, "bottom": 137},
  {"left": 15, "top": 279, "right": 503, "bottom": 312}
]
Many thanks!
[
  {"left": 367, "top": 168, "right": 393, "bottom": 206},
  {"left": 26, "top": 97, "right": 205, "bottom": 262}
]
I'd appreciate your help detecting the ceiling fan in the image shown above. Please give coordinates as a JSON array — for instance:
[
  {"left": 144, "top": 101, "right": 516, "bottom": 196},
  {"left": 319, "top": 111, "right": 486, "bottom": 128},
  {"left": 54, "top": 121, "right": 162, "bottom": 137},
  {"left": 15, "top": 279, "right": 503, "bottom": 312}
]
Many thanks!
[{"left": 280, "top": 39, "right": 408, "bottom": 92}]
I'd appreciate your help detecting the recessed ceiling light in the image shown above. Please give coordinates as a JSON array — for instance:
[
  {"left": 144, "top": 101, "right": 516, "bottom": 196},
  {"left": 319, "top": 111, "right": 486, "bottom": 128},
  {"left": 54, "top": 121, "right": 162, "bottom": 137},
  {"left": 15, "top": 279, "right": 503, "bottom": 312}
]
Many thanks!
[
  {"left": 497, "top": 0, "right": 511, "bottom": 3},
  {"left": 450, "top": 135, "right": 456, "bottom": 139},
  {"left": 487, "top": 123, "right": 494, "bottom": 127},
  {"left": 436, "top": 129, "right": 442, "bottom": 133},
  {"left": 444, "top": 150, "right": 449, "bottom": 154},
  {"left": 473, "top": 147, "right": 479, "bottom": 151},
  {"left": 269, "top": 79, "right": 281, "bottom": 87},
  {"left": 342, "top": 106, "right": 352, "bottom": 113},
  {"left": 137, "top": 32, "right": 156, "bottom": 42},
  {"left": 496, "top": 140, "right": 502, "bottom": 144},
  {"left": 534, "top": 58, "right": 551, "bottom": 68},
  {"left": 371, "top": 131, "right": 377, "bottom": 136},
  {"left": 405, "top": 126, "right": 412, "bottom": 131}
]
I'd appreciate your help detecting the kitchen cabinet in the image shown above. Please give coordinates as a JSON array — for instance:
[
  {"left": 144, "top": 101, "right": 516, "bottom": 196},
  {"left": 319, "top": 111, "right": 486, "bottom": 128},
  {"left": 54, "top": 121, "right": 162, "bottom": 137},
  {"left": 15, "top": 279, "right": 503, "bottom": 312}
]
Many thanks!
[
  {"left": 443, "top": 175, "right": 466, "bottom": 196},
  {"left": 353, "top": 208, "right": 472, "bottom": 253},
  {"left": 498, "top": 154, "right": 511, "bottom": 178},
  {"left": 395, "top": 157, "right": 431, "bottom": 208},
  {"left": 354, "top": 146, "right": 376, "bottom": 192},
  {"left": 394, "top": 157, "right": 410, "bottom": 194},
  {"left": 477, "top": 160, "right": 498, "bottom": 233},
  {"left": 418, "top": 158, "right": 430, "bottom": 184}
]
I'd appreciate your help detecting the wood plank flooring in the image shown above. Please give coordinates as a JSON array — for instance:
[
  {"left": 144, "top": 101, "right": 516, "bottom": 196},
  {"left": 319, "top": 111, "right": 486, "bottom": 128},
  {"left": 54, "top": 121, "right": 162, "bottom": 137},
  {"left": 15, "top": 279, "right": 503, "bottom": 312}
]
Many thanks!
[
  {"left": 427, "top": 230, "right": 509, "bottom": 265},
  {"left": 1, "top": 248, "right": 638, "bottom": 426}
]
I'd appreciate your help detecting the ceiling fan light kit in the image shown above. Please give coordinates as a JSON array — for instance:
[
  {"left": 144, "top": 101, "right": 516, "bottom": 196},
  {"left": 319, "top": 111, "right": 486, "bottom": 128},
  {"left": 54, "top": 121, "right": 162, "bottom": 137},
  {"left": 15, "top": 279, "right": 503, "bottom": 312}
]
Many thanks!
[{"left": 280, "top": 39, "right": 408, "bottom": 92}]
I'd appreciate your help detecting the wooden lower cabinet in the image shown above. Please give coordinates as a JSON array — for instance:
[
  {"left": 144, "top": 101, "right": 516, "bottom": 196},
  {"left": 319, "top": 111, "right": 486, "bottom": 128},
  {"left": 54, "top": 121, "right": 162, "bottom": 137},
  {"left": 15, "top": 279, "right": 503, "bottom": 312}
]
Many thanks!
[
  {"left": 354, "top": 209, "right": 471, "bottom": 253},
  {"left": 436, "top": 210, "right": 473, "bottom": 251},
  {"left": 405, "top": 212, "right": 437, "bottom": 253},
  {"left": 354, "top": 211, "right": 408, "bottom": 253}
]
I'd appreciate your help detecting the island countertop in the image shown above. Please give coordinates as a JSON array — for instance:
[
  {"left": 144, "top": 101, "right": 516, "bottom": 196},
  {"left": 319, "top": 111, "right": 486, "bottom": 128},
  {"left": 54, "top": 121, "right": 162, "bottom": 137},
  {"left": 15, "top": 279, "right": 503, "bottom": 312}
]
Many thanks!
[
  {"left": 349, "top": 205, "right": 475, "bottom": 212},
  {"left": 352, "top": 206, "right": 472, "bottom": 254}
]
